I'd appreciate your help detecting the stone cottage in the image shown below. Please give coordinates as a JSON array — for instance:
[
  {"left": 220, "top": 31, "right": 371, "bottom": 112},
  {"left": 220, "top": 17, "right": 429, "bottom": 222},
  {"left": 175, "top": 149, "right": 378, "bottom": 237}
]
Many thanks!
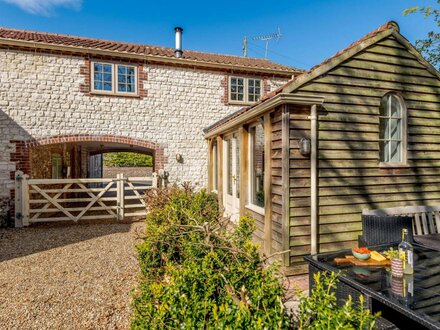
[{"left": 0, "top": 27, "right": 298, "bottom": 223}]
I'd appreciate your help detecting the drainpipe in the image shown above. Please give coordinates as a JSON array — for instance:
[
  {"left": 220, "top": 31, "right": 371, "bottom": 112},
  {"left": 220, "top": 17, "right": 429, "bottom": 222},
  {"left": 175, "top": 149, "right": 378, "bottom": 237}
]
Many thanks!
[{"left": 310, "top": 104, "right": 318, "bottom": 255}]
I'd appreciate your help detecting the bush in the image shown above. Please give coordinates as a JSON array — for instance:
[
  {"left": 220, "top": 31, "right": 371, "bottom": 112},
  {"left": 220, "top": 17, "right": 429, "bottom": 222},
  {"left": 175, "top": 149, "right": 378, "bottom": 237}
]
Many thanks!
[
  {"left": 103, "top": 152, "right": 153, "bottom": 167},
  {"left": 294, "top": 271, "right": 379, "bottom": 330},
  {"left": 131, "top": 184, "right": 290, "bottom": 329}
]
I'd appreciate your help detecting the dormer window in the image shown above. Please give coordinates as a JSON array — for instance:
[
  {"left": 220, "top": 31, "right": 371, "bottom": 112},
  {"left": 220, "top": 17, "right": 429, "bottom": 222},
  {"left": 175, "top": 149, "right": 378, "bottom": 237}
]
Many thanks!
[
  {"left": 229, "top": 77, "right": 262, "bottom": 104},
  {"left": 91, "top": 61, "right": 138, "bottom": 96}
]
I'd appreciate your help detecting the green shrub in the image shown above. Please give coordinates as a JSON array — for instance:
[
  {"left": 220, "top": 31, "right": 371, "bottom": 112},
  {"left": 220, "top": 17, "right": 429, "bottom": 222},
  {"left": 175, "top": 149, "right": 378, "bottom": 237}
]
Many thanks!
[
  {"left": 131, "top": 184, "right": 290, "bottom": 329},
  {"left": 103, "top": 152, "right": 153, "bottom": 167},
  {"left": 294, "top": 271, "right": 379, "bottom": 330}
]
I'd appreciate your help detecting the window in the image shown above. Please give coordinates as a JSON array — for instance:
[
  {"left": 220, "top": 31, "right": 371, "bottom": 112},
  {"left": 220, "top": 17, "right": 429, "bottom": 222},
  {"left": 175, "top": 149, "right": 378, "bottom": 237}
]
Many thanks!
[
  {"left": 379, "top": 93, "right": 406, "bottom": 164},
  {"left": 229, "top": 77, "right": 262, "bottom": 103},
  {"left": 249, "top": 123, "right": 265, "bottom": 208},
  {"left": 91, "top": 62, "right": 137, "bottom": 95},
  {"left": 51, "top": 153, "right": 62, "bottom": 179}
]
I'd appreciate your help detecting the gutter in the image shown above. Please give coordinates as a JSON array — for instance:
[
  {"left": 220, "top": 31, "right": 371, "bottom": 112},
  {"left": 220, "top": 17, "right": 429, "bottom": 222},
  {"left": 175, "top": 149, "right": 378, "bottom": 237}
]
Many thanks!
[{"left": 0, "top": 38, "right": 298, "bottom": 77}]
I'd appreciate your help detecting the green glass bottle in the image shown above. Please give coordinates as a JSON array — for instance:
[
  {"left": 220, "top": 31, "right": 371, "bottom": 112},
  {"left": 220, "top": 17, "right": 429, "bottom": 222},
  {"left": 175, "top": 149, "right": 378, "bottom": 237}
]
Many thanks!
[{"left": 398, "top": 228, "right": 414, "bottom": 275}]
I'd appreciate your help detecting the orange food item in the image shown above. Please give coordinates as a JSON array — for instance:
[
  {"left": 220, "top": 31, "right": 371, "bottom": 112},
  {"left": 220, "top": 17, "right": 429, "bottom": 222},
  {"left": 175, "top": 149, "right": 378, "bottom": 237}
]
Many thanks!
[{"left": 353, "top": 247, "right": 371, "bottom": 254}]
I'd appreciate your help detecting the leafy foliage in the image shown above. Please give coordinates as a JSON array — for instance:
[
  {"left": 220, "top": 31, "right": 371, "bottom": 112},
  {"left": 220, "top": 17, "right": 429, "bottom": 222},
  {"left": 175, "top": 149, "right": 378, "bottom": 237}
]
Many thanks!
[
  {"left": 294, "top": 271, "right": 379, "bottom": 330},
  {"left": 103, "top": 152, "right": 153, "bottom": 167},
  {"left": 131, "top": 184, "right": 290, "bottom": 329},
  {"left": 404, "top": 2, "right": 440, "bottom": 69}
]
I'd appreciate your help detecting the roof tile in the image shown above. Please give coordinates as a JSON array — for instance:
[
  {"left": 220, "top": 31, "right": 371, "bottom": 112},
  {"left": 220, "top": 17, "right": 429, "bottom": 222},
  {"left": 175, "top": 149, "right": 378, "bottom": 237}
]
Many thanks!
[{"left": 0, "top": 27, "right": 299, "bottom": 73}]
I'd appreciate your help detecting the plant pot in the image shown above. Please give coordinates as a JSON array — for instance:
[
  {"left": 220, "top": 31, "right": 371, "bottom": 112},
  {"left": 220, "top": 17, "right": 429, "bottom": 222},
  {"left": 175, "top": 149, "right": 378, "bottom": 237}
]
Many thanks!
[{"left": 391, "top": 258, "right": 403, "bottom": 278}]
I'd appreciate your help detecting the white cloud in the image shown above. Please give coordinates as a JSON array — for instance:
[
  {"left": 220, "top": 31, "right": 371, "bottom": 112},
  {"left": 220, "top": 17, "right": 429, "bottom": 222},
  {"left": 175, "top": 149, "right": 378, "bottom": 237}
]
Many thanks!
[{"left": 2, "top": 0, "right": 82, "bottom": 15}]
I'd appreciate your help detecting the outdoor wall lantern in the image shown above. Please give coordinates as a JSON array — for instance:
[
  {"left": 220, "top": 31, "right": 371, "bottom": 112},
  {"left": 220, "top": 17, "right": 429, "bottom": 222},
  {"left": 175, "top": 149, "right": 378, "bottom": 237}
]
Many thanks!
[
  {"left": 176, "top": 153, "right": 183, "bottom": 163},
  {"left": 299, "top": 138, "right": 311, "bottom": 156}
]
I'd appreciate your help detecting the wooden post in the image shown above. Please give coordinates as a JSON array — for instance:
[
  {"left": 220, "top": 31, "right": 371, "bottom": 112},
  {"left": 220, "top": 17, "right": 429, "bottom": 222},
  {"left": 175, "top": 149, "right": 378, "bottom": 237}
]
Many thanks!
[
  {"left": 116, "top": 173, "right": 125, "bottom": 221},
  {"left": 152, "top": 172, "right": 158, "bottom": 188},
  {"left": 281, "top": 105, "right": 291, "bottom": 266},
  {"left": 263, "top": 113, "right": 273, "bottom": 256},
  {"left": 207, "top": 139, "right": 213, "bottom": 192},
  {"left": 22, "top": 174, "right": 30, "bottom": 226},
  {"left": 216, "top": 136, "right": 224, "bottom": 209},
  {"left": 14, "top": 171, "right": 23, "bottom": 228},
  {"left": 239, "top": 126, "right": 249, "bottom": 218}
]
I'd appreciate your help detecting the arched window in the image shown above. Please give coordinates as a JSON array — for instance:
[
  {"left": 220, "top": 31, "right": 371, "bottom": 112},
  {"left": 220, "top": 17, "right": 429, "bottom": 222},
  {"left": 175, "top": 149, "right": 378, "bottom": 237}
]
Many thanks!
[{"left": 379, "top": 93, "right": 407, "bottom": 164}]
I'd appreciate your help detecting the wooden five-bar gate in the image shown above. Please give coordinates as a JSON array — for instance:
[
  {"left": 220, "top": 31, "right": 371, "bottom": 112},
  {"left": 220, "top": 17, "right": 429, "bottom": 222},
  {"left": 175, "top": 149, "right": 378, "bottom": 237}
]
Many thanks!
[{"left": 14, "top": 171, "right": 159, "bottom": 227}]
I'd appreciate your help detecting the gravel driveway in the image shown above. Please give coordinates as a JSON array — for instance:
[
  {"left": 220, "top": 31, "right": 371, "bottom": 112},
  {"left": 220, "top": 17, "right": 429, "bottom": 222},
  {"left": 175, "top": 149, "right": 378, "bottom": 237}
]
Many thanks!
[{"left": 0, "top": 221, "right": 144, "bottom": 329}]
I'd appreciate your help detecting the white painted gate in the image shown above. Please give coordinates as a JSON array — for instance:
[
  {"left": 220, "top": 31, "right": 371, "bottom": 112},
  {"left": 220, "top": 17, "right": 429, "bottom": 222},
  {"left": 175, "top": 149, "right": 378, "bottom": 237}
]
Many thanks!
[{"left": 14, "top": 171, "right": 159, "bottom": 227}]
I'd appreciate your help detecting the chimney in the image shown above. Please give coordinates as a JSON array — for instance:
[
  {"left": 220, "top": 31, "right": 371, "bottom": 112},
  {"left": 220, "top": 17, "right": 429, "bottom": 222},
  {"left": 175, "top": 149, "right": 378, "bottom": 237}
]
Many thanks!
[{"left": 174, "top": 27, "right": 183, "bottom": 58}]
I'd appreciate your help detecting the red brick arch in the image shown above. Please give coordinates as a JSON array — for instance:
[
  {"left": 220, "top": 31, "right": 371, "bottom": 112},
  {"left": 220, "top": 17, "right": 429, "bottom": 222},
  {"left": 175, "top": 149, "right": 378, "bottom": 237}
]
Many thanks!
[
  {"left": 11, "top": 134, "right": 166, "bottom": 177},
  {"left": 9, "top": 134, "right": 166, "bottom": 223}
]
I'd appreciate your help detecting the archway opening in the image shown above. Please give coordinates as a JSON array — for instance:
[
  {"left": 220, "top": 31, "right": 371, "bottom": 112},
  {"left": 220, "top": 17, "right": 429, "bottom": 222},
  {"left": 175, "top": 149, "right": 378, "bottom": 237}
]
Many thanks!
[{"left": 30, "top": 140, "right": 156, "bottom": 180}]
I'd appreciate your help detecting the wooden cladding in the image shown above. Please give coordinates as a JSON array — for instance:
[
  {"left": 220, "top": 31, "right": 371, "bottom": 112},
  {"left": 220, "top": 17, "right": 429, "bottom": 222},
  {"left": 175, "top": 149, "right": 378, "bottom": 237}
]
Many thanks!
[{"left": 288, "top": 35, "right": 440, "bottom": 274}]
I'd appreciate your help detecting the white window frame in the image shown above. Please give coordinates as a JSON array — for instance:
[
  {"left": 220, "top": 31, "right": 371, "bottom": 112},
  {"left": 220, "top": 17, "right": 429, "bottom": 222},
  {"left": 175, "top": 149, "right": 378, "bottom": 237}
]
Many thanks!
[
  {"left": 91, "top": 61, "right": 138, "bottom": 96},
  {"left": 379, "top": 92, "right": 407, "bottom": 166},
  {"left": 228, "top": 76, "right": 262, "bottom": 104},
  {"left": 247, "top": 122, "right": 265, "bottom": 215}
]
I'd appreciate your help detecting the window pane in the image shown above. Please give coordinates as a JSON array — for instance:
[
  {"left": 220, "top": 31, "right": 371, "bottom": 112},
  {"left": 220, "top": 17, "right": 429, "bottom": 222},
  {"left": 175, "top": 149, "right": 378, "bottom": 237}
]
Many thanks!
[
  {"left": 103, "top": 73, "right": 112, "bottom": 83},
  {"left": 230, "top": 77, "right": 245, "bottom": 101},
  {"left": 117, "top": 65, "right": 136, "bottom": 93},
  {"left": 390, "top": 95, "right": 401, "bottom": 118},
  {"left": 248, "top": 79, "right": 262, "bottom": 103},
  {"left": 390, "top": 119, "right": 401, "bottom": 140},
  {"left": 390, "top": 141, "right": 401, "bottom": 162},
  {"left": 379, "top": 118, "right": 387, "bottom": 140},
  {"left": 379, "top": 96, "right": 388, "bottom": 116},
  {"left": 94, "top": 81, "right": 103, "bottom": 90},
  {"left": 380, "top": 141, "right": 389, "bottom": 162},
  {"left": 93, "top": 62, "right": 113, "bottom": 91},
  {"left": 251, "top": 124, "right": 265, "bottom": 207},
  {"left": 227, "top": 140, "right": 233, "bottom": 196}
]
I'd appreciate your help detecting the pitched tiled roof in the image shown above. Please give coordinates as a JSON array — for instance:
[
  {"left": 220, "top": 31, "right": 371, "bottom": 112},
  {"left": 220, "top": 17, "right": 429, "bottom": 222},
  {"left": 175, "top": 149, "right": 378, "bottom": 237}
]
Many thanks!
[
  {"left": 260, "top": 21, "right": 400, "bottom": 101},
  {"left": 204, "top": 21, "right": 404, "bottom": 134},
  {"left": 0, "top": 27, "right": 299, "bottom": 73}
]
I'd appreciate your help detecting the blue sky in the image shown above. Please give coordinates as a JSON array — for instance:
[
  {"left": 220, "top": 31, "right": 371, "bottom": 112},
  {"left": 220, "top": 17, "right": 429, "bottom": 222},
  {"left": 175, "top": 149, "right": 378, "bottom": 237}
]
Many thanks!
[{"left": 0, "top": 0, "right": 437, "bottom": 70}]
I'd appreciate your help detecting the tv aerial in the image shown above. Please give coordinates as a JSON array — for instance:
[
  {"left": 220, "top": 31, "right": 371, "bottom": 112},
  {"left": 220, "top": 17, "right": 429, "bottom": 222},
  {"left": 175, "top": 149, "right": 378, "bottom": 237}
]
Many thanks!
[{"left": 248, "top": 27, "right": 282, "bottom": 58}]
